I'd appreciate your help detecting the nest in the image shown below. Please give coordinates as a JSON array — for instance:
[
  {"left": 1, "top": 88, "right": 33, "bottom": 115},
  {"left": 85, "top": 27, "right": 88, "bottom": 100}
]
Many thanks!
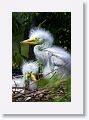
[
  {"left": 12, "top": 85, "right": 65, "bottom": 102},
  {"left": 12, "top": 70, "right": 71, "bottom": 102}
]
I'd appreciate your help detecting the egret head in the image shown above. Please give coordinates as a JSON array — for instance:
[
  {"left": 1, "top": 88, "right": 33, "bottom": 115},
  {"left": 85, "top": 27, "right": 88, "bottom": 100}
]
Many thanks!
[
  {"left": 22, "top": 62, "right": 38, "bottom": 82},
  {"left": 22, "top": 61, "right": 38, "bottom": 74},
  {"left": 21, "top": 28, "right": 54, "bottom": 47}
]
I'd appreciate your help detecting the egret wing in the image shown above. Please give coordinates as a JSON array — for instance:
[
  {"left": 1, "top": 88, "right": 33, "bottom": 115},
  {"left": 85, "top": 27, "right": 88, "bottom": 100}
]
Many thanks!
[{"left": 45, "top": 46, "right": 71, "bottom": 71}]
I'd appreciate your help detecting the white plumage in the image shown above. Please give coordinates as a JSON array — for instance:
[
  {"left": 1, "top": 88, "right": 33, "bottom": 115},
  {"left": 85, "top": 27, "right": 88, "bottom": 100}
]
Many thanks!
[
  {"left": 12, "top": 62, "right": 39, "bottom": 90},
  {"left": 22, "top": 61, "right": 39, "bottom": 74},
  {"left": 13, "top": 27, "right": 71, "bottom": 90},
  {"left": 29, "top": 28, "right": 54, "bottom": 47},
  {"left": 28, "top": 28, "right": 71, "bottom": 78}
]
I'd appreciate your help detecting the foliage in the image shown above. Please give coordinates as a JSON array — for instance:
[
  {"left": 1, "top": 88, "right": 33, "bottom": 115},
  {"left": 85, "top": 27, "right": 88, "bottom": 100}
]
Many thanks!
[
  {"left": 12, "top": 12, "right": 71, "bottom": 102},
  {"left": 12, "top": 12, "right": 71, "bottom": 71},
  {"left": 36, "top": 75, "right": 71, "bottom": 102}
]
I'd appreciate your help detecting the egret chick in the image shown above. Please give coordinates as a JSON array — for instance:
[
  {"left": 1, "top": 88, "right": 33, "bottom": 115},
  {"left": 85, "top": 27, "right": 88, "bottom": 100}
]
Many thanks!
[
  {"left": 21, "top": 28, "right": 71, "bottom": 79},
  {"left": 22, "top": 61, "right": 39, "bottom": 90},
  {"left": 12, "top": 61, "right": 39, "bottom": 90}
]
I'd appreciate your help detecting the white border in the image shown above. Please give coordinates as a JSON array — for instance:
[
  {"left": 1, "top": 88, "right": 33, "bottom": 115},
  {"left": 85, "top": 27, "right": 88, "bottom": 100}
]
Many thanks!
[{"left": 0, "top": 0, "right": 83, "bottom": 114}]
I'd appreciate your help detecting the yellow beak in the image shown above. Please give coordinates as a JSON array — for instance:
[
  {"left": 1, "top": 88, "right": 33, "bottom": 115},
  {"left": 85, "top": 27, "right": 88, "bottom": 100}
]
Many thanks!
[
  {"left": 25, "top": 72, "right": 37, "bottom": 82},
  {"left": 20, "top": 38, "right": 38, "bottom": 45},
  {"left": 30, "top": 73, "right": 37, "bottom": 82}
]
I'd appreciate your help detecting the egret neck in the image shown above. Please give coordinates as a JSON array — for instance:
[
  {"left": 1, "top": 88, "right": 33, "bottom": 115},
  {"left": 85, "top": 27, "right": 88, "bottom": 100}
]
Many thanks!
[{"left": 34, "top": 42, "right": 52, "bottom": 64}]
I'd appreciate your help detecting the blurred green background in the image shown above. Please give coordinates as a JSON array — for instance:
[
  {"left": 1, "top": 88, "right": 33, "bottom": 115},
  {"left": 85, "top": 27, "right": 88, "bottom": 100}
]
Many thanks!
[{"left": 12, "top": 12, "right": 71, "bottom": 75}]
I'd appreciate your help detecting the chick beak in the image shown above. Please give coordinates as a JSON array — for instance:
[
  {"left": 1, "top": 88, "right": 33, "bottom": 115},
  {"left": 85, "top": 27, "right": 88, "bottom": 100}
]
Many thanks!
[
  {"left": 21, "top": 37, "right": 39, "bottom": 45},
  {"left": 20, "top": 39, "right": 34, "bottom": 44},
  {"left": 30, "top": 73, "right": 37, "bottom": 82}
]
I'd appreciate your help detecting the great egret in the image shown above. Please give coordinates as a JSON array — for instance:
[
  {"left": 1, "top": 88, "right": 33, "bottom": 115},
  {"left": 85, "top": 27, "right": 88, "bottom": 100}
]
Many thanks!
[
  {"left": 12, "top": 61, "right": 39, "bottom": 90},
  {"left": 21, "top": 28, "right": 71, "bottom": 79}
]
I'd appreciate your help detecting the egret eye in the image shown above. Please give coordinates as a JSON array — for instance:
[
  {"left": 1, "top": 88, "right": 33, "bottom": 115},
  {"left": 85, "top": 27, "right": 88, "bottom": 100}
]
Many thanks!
[{"left": 35, "top": 38, "right": 39, "bottom": 42}]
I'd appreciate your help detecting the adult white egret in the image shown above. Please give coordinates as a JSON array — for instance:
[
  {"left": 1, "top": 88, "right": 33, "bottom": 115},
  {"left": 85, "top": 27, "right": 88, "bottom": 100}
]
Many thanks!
[{"left": 21, "top": 28, "right": 71, "bottom": 79}]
